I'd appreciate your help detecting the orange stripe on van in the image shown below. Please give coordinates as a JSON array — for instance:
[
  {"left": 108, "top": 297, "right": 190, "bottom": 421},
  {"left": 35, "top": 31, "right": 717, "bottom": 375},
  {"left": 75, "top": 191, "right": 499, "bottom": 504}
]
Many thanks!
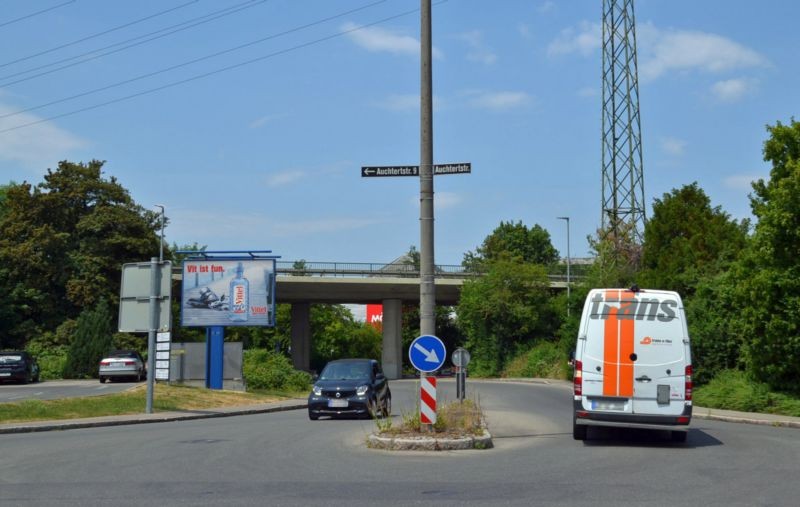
[
  {"left": 618, "top": 291, "right": 635, "bottom": 397},
  {"left": 603, "top": 290, "right": 620, "bottom": 396}
]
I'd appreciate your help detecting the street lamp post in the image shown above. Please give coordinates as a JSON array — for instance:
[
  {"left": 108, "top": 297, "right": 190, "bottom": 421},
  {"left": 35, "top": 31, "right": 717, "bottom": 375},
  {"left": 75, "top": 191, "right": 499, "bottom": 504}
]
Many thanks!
[
  {"left": 557, "top": 216, "right": 571, "bottom": 317},
  {"left": 154, "top": 205, "right": 165, "bottom": 263}
]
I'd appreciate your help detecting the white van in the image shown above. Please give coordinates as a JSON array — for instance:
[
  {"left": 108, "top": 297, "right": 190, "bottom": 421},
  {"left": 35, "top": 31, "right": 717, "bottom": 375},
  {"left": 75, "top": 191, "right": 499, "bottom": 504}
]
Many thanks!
[{"left": 572, "top": 286, "right": 692, "bottom": 442}]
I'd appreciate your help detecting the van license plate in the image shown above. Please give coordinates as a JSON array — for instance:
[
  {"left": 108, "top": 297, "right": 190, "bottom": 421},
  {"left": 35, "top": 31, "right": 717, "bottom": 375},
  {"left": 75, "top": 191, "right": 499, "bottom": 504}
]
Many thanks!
[{"left": 592, "top": 400, "right": 623, "bottom": 411}]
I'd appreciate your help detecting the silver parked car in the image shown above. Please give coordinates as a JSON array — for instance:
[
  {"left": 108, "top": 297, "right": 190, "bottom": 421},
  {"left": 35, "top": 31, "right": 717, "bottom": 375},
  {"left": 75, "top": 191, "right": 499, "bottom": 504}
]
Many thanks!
[{"left": 98, "top": 350, "right": 146, "bottom": 383}]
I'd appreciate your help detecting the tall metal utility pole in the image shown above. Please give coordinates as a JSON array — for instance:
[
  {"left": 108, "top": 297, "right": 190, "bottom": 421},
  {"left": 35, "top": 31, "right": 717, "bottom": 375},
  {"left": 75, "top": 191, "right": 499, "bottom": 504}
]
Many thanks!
[
  {"left": 419, "top": 0, "right": 435, "bottom": 338},
  {"left": 601, "top": 0, "right": 646, "bottom": 244}
]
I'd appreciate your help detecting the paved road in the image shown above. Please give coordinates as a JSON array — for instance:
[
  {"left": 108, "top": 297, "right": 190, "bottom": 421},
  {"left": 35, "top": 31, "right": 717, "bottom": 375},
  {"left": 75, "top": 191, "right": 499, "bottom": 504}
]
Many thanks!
[
  {"left": 1, "top": 379, "right": 798, "bottom": 506},
  {"left": 0, "top": 379, "right": 142, "bottom": 403}
]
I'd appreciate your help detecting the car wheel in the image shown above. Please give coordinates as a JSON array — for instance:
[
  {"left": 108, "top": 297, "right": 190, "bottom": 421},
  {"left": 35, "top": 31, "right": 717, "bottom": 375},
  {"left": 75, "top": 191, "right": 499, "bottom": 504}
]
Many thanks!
[
  {"left": 671, "top": 431, "right": 687, "bottom": 443},
  {"left": 99, "top": 376, "right": 106, "bottom": 384},
  {"left": 366, "top": 399, "right": 378, "bottom": 419},
  {"left": 573, "top": 414, "right": 587, "bottom": 441},
  {"left": 308, "top": 410, "right": 319, "bottom": 421},
  {"left": 382, "top": 395, "right": 392, "bottom": 418}
]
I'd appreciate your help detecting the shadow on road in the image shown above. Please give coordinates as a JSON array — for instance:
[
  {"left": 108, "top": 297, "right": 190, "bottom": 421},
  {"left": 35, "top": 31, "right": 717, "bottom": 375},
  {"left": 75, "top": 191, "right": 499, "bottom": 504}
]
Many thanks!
[{"left": 581, "top": 427, "right": 723, "bottom": 448}]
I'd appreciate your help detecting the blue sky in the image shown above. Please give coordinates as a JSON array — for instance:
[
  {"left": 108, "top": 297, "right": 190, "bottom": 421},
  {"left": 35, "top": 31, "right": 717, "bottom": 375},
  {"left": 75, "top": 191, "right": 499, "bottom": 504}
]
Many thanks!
[{"left": 0, "top": 0, "right": 795, "bottom": 267}]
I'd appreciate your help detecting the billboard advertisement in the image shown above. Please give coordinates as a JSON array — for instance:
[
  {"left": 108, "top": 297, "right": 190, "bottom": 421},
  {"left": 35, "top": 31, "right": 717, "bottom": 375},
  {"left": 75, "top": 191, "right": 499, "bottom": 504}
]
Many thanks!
[
  {"left": 181, "top": 258, "right": 275, "bottom": 327},
  {"left": 366, "top": 304, "right": 383, "bottom": 330}
]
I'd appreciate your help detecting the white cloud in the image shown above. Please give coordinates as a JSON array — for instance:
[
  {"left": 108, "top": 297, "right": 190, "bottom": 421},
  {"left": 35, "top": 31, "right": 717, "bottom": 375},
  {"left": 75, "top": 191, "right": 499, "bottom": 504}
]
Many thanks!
[
  {"left": 660, "top": 136, "right": 687, "bottom": 156},
  {"left": 467, "top": 91, "right": 532, "bottom": 111},
  {"left": 169, "top": 208, "right": 382, "bottom": 245},
  {"left": 0, "top": 102, "right": 86, "bottom": 171},
  {"left": 342, "top": 22, "right": 443, "bottom": 59},
  {"left": 435, "top": 192, "right": 462, "bottom": 210},
  {"left": 458, "top": 30, "right": 497, "bottom": 65},
  {"left": 724, "top": 174, "right": 759, "bottom": 191},
  {"left": 538, "top": 1, "right": 556, "bottom": 14},
  {"left": 547, "top": 21, "right": 767, "bottom": 83},
  {"left": 265, "top": 170, "right": 305, "bottom": 187},
  {"left": 711, "top": 77, "right": 757, "bottom": 102},
  {"left": 637, "top": 24, "right": 767, "bottom": 81},
  {"left": 547, "top": 21, "right": 601, "bottom": 57},
  {"left": 249, "top": 114, "right": 282, "bottom": 129},
  {"left": 518, "top": 24, "right": 532, "bottom": 39}
]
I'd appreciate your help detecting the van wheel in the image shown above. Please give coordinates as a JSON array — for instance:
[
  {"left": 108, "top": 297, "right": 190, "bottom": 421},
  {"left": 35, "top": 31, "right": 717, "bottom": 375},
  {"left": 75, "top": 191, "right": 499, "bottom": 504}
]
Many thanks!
[
  {"left": 671, "top": 431, "right": 687, "bottom": 443},
  {"left": 573, "top": 416, "right": 587, "bottom": 440}
]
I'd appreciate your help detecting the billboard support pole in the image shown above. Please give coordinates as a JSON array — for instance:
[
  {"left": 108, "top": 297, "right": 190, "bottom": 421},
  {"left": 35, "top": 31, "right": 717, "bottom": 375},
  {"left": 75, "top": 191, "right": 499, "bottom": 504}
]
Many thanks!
[
  {"left": 206, "top": 326, "right": 224, "bottom": 389},
  {"left": 146, "top": 257, "right": 159, "bottom": 414}
]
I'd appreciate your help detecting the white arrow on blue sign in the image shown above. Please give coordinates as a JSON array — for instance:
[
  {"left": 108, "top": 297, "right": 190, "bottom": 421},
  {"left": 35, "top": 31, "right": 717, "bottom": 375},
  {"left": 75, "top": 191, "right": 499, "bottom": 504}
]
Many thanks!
[{"left": 409, "top": 335, "right": 446, "bottom": 373}]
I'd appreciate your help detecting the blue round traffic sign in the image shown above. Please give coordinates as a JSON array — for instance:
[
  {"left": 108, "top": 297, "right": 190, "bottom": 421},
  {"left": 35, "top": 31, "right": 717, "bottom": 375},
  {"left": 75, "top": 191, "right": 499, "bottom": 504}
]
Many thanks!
[{"left": 409, "top": 335, "right": 446, "bottom": 373}]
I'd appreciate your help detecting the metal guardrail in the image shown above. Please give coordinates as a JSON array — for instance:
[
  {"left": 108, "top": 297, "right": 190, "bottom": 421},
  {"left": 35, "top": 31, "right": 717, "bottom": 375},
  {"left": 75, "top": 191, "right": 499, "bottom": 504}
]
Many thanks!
[{"left": 275, "top": 261, "right": 589, "bottom": 281}]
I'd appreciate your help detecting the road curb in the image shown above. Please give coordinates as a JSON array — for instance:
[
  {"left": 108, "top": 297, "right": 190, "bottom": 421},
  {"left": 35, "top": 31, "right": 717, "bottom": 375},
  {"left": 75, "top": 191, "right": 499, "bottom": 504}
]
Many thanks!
[
  {"left": 367, "top": 429, "right": 493, "bottom": 451},
  {"left": 0, "top": 402, "right": 307, "bottom": 435},
  {"left": 692, "top": 408, "right": 800, "bottom": 429}
]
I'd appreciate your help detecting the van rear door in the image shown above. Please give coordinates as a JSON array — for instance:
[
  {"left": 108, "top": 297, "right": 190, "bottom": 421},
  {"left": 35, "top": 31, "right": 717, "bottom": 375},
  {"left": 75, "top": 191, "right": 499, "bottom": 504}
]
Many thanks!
[
  {"left": 579, "top": 289, "right": 635, "bottom": 414},
  {"left": 630, "top": 292, "right": 688, "bottom": 416}
]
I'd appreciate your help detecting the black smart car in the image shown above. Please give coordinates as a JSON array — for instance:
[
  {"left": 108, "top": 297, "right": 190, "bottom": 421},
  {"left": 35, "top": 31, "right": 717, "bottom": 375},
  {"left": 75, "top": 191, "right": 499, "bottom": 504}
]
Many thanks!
[
  {"left": 308, "top": 359, "right": 391, "bottom": 420},
  {"left": 0, "top": 351, "right": 40, "bottom": 384}
]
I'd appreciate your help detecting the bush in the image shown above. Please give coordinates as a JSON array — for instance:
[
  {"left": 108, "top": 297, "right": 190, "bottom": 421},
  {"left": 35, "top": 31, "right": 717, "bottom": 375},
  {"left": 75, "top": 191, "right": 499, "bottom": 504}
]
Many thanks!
[
  {"left": 63, "top": 299, "right": 114, "bottom": 379},
  {"left": 694, "top": 369, "right": 800, "bottom": 417},
  {"left": 243, "top": 349, "right": 311, "bottom": 392},
  {"left": 25, "top": 334, "right": 68, "bottom": 380},
  {"left": 502, "top": 340, "right": 570, "bottom": 380}
]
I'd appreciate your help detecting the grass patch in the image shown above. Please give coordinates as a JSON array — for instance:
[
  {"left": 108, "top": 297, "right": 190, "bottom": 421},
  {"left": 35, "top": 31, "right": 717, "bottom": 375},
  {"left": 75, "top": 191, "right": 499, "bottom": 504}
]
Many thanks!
[
  {"left": 0, "top": 383, "right": 298, "bottom": 424},
  {"left": 694, "top": 370, "right": 800, "bottom": 417},
  {"left": 375, "top": 397, "right": 486, "bottom": 438}
]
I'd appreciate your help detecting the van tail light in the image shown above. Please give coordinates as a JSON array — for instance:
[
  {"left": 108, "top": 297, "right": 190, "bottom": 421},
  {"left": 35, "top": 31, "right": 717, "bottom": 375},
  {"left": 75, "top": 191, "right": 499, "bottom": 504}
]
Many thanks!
[
  {"left": 573, "top": 360, "right": 583, "bottom": 396},
  {"left": 685, "top": 364, "right": 693, "bottom": 401}
]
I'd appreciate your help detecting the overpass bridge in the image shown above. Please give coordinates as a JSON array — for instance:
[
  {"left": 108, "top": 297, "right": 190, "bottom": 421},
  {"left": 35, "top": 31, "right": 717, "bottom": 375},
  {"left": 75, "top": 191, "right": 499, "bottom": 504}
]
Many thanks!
[{"left": 176, "top": 260, "right": 583, "bottom": 379}]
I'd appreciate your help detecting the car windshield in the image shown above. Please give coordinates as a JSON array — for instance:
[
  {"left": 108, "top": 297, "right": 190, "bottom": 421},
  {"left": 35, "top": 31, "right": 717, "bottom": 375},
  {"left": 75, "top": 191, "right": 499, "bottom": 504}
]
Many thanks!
[
  {"left": 319, "top": 362, "right": 371, "bottom": 381},
  {"left": 0, "top": 354, "right": 23, "bottom": 363}
]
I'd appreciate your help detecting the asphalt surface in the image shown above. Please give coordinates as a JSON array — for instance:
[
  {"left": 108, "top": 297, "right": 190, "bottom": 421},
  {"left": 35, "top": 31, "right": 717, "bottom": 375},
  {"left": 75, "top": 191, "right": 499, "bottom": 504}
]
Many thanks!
[{"left": 1, "top": 378, "right": 798, "bottom": 435}]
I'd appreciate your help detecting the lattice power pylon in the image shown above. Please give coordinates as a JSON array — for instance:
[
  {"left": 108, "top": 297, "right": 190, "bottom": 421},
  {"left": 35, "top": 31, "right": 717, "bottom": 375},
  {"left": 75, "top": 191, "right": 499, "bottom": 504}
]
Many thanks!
[{"left": 601, "top": 0, "right": 646, "bottom": 244}]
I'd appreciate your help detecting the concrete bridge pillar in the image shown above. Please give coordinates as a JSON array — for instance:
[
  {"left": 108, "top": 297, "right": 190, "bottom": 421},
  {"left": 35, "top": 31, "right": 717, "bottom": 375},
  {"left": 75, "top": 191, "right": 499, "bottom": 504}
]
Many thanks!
[
  {"left": 381, "top": 299, "right": 403, "bottom": 380},
  {"left": 290, "top": 302, "right": 311, "bottom": 372}
]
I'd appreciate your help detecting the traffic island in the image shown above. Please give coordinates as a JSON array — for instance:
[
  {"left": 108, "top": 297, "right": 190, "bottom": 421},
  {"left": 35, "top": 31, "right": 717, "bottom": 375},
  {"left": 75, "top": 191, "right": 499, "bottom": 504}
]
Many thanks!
[
  {"left": 366, "top": 396, "right": 492, "bottom": 451},
  {"left": 367, "top": 429, "right": 493, "bottom": 451}
]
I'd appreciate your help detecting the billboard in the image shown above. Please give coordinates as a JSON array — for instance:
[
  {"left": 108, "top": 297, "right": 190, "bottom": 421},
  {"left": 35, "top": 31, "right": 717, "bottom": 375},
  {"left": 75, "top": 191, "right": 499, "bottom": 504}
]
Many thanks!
[
  {"left": 366, "top": 304, "right": 383, "bottom": 331},
  {"left": 181, "top": 258, "right": 275, "bottom": 327}
]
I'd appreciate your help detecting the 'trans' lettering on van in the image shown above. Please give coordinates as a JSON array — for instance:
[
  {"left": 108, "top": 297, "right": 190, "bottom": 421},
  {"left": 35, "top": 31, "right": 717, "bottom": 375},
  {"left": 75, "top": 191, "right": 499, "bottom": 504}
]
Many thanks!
[{"left": 589, "top": 292, "right": 678, "bottom": 322}]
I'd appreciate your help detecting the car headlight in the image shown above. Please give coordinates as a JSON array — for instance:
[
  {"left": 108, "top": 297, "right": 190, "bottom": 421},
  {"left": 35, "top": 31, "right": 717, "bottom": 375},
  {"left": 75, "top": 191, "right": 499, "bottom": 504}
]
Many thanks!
[
  {"left": 312, "top": 385, "right": 322, "bottom": 396},
  {"left": 356, "top": 385, "right": 369, "bottom": 396}
]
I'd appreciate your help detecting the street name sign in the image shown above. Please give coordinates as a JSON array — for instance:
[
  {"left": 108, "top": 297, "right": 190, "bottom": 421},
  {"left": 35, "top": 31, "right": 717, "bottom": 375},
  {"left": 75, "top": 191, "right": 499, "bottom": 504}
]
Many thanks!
[
  {"left": 361, "top": 163, "right": 471, "bottom": 177},
  {"left": 409, "top": 334, "right": 446, "bottom": 373}
]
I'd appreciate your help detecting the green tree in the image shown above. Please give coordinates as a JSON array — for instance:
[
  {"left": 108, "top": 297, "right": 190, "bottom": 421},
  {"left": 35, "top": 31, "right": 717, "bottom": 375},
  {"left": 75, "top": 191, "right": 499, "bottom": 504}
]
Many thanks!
[
  {"left": 639, "top": 183, "right": 748, "bottom": 296},
  {"left": 462, "top": 221, "right": 559, "bottom": 272},
  {"left": 457, "top": 259, "right": 558, "bottom": 376},
  {"left": 0, "top": 161, "right": 160, "bottom": 348},
  {"left": 585, "top": 220, "right": 642, "bottom": 289},
  {"left": 63, "top": 299, "right": 115, "bottom": 378},
  {"left": 310, "top": 304, "right": 381, "bottom": 372},
  {"left": 730, "top": 119, "right": 800, "bottom": 390}
]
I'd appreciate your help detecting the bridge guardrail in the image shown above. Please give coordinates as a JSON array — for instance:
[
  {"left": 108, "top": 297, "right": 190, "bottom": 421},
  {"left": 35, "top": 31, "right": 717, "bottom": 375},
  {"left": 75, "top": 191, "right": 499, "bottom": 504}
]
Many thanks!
[{"left": 274, "top": 261, "right": 589, "bottom": 281}]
